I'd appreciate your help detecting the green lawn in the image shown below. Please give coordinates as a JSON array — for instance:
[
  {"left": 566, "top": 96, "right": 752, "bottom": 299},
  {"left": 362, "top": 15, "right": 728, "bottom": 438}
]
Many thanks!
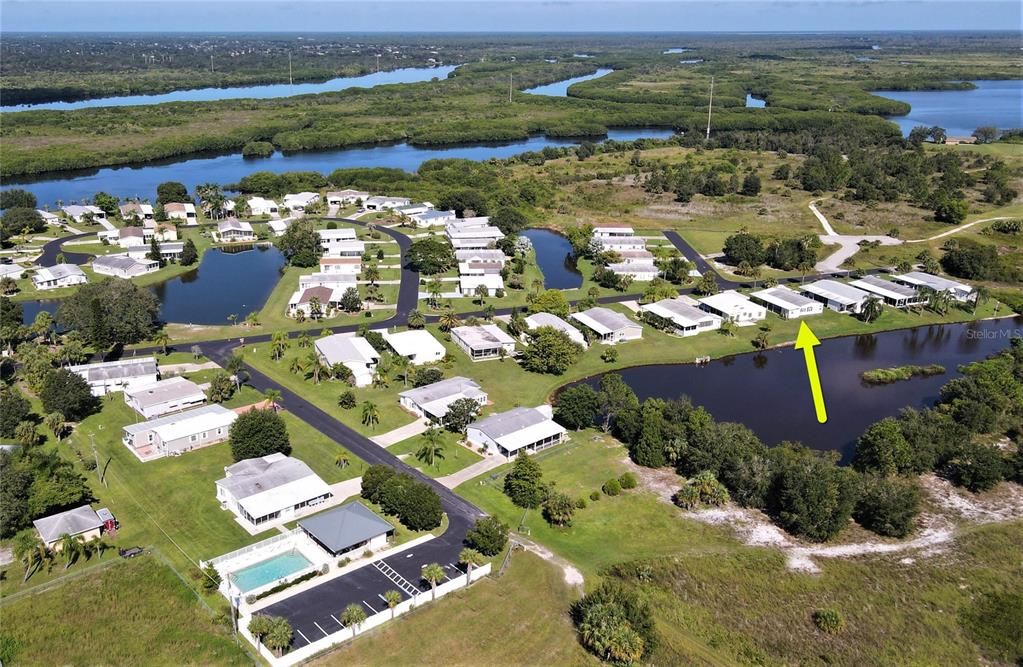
[
  {"left": 310, "top": 550, "right": 594, "bottom": 667},
  {"left": 0, "top": 556, "right": 251, "bottom": 666},
  {"left": 388, "top": 430, "right": 483, "bottom": 478}
]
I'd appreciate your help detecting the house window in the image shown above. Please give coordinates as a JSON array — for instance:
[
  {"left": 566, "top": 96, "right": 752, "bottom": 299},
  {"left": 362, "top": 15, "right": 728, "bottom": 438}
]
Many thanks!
[{"left": 189, "top": 434, "right": 198, "bottom": 443}]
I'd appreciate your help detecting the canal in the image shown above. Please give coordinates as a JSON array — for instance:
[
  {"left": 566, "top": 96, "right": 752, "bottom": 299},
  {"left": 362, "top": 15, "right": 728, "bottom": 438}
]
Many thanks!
[
  {"left": 521, "top": 228, "right": 583, "bottom": 290},
  {"left": 573, "top": 317, "right": 1023, "bottom": 461}
]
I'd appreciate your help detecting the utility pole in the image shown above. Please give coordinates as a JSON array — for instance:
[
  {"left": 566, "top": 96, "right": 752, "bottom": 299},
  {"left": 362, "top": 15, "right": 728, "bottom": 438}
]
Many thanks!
[
  {"left": 89, "top": 433, "right": 105, "bottom": 487},
  {"left": 210, "top": 54, "right": 214, "bottom": 74},
  {"left": 705, "top": 76, "right": 714, "bottom": 142},
  {"left": 288, "top": 53, "right": 293, "bottom": 85},
  {"left": 508, "top": 73, "right": 513, "bottom": 104}
]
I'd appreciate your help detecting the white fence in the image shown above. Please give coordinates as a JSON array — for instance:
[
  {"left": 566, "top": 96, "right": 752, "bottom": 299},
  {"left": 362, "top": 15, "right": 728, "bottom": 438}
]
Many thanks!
[
  {"left": 203, "top": 529, "right": 302, "bottom": 568},
  {"left": 241, "top": 562, "right": 492, "bottom": 667}
]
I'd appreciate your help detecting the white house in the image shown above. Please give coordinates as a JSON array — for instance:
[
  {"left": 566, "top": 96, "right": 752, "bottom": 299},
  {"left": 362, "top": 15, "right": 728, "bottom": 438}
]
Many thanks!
[
  {"left": 122, "top": 404, "right": 237, "bottom": 461},
  {"left": 592, "top": 224, "right": 635, "bottom": 239},
  {"left": 850, "top": 275, "right": 923, "bottom": 308},
  {"left": 217, "top": 219, "right": 255, "bottom": 243},
  {"left": 33, "top": 505, "right": 104, "bottom": 551},
  {"left": 318, "top": 228, "right": 358, "bottom": 254},
  {"left": 523, "top": 312, "right": 588, "bottom": 348},
  {"left": 597, "top": 236, "right": 648, "bottom": 252},
  {"left": 698, "top": 290, "right": 767, "bottom": 324},
  {"left": 154, "top": 222, "right": 178, "bottom": 241},
  {"left": 283, "top": 192, "right": 320, "bottom": 212},
  {"left": 37, "top": 209, "right": 63, "bottom": 225},
  {"left": 319, "top": 257, "right": 362, "bottom": 274},
  {"left": 298, "top": 272, "right": 357, "bottom": 290},
  {"left": 323, "top": 239, "right": 366, "bottom": 258},
  {"left": 467, "top": 405, "right": 567, "bottom": 458},
  {"left": 616, "top": 249, "right": 655, "bottom": 264},
  {"left": 410, "top": 209, "right": 456, "bottom": 227},
  {"left": 381, "top": 329, "right": 446, "bottom": 365},
  {"left": 451, "top": 325, "right": 517, "bottom": 361},
  {"left": 267, "top": 219, "right": 291, "bottom": 237},
  {"left": 326, "top": 190, "right": 370, "bottom": 206},
  {"left": 117, "top": 226, "right": 148, "bottom": 248},
  {"left": 459, "top": 261, "right": 504, "bottom": 276},
  {"left": 119, "top": 202, "right": 154, "bottom": 223},
  {"left": 398, "top": 376, "right": 488, "bottom": 421},
  {"left": 62, "top": 205, "right": 106, "bottom": 223},
  {"left": 288, "top": 285, "right": 348, "bottom": 318},
  {"left": 446, "top": 225, "right": 504, "bottom": 249},
  {"left": 891, "top": 271, "right": 975, "bottom": 303},
  {"left": 247, "top": 197, "right": 279, "bottom": 217},
  {"left": 164, "top": 202, "right": 197, "bottom": 223},
  {"left": 640, "top": 297, "right": 722, "bottom": 336},
  {"left": 455, "top": 249, "right": 507, "bottom": 265},
  {"left": 123, "top": 376, "right": 207, "bottom": 419},
  {"left": 298, "top": 502, "right": 394, "bottom": 557},
  {"left": 365, "top": 195, "right": 411, "bottom": 210},
  {"left": 571, "top": 307, "right": 643, "bottom": 344},
  {"left": 750, "top": 286, "right": 824, "bottom": 319},
  {"left": 459, "top": 273, "right": 504, "bottom": 296},
  {"left": 608, "top": 261, "right": 659, "bottom": 281},
  {"left": 0, "top": 264, "right": 25, "bottom": 281},
  {"left": 314, "top": 334, "right": 380, "bottom": 387},
  {"left": 394, "top": 203, "right": 433, "bottom": 217},
  {"left": 92, "top": 254, "right": 159, "bottom": 278},
  {"left": 801, "top": 279, "right": 872, "bottom": 314},
  {"left": 215, "top": 453, "right": 332, "bottom": 530},
  {"left": 69, "top": 357, "right": 159, "bottom": 396},
  {"left": 32, "top": 264, "right": 88, "bottom": 291},
  {"left": 128, "top": 241, "right": 183, "bottom": 262}
]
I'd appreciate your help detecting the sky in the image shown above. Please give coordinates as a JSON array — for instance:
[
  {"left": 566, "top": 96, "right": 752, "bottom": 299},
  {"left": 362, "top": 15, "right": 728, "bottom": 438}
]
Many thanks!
[{"left": 1, "top": 0, "right": 1020, "bottom": 33}]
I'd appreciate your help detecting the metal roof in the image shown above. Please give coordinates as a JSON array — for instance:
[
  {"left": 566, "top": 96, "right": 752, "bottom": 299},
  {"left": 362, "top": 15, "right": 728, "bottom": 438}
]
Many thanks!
[
  {"left": 571, "top": 307, "right": 637, "bottom": 335},
  {"left": 36, "top": 264, "right": 86, "bottom": 280},
  {"left": 217, "top": 453, "right": 332, "bottom": 520},
  {"left": 315, "top": 334, "right": 380, "bottom": 366},
  {"left": 641, "top": 298, "right": 718, "bottom": 326},
  {"left": 451, "top": 324, "right": 515, "bottom": 350},
  {"left": 33, "top": 505, "right": 102, "bottom": 544},
  {"left": 850, "top": 275, "right": 919, "bottom": 300},
  {"left": 382, "top": 329, "right": 445, "bottom": 358},
  {"left": 801, "top": 279, "right": 871, "bottom": 306},
  {"left": 122, "top": 403, "right": 236, "bottom": 438},
  {"left": 893, "top": 271, "right": 971, "bottom": 293},
  {"left": 469, "top": 406, "right": 566, "bottom": 453},
  {"left": 124, "top": 376, "right": 206, "bottom": 410},
  {"left": 523, "top": 312, "right": 586, "bottom": 341},
  {"left": 750, "top": 286, "right": 818, "bottom": 310},
  {"left": 298, "top": 501, "right": 393, "bottom": 554},
  {"left": 69, "top": 356, "right": 157, "bottom": 383}
]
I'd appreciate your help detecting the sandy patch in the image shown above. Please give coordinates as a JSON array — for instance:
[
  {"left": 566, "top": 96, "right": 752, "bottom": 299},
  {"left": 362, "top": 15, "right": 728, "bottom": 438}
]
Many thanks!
[{"left": 516, "top": 539, "right": 585, "bottom": 589}]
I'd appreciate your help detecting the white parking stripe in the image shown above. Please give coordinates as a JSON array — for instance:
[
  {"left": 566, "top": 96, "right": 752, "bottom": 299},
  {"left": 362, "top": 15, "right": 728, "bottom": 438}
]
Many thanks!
[
  {"left": 296, "top": 629, "right": 312, "bottom": 645},
  {"left": 362, "top": 600, "right": 378, "bottom": 613},
  {"left": 331, "top": 614, "right": 343, "bottom": 627},
  {"left": 314, "top": 621, "right": 329, "bottom": 637}
]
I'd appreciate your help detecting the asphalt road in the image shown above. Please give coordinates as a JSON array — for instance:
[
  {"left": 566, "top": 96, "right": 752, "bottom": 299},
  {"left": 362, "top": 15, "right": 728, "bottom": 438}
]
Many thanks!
[{"left": 34, "top": 231, "right": 94, "bottom": 266}]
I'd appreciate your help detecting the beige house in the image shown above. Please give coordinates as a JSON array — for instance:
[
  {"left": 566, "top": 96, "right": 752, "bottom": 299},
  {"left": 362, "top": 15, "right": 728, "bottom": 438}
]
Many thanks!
[{"left": 33, "top": 505, "right": 104, "bottom": 550}]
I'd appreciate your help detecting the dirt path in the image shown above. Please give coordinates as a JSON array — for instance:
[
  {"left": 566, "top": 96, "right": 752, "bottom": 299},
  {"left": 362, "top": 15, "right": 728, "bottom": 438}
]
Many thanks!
[
  {"left": 905, "top": 216, "right": 1015, "bottom": 243},
  {"left": 809, "top": 200, "right": 902, "bottom": 272},
  {"left": 514, "top": 537, "right": 585, "bottom": 590}
]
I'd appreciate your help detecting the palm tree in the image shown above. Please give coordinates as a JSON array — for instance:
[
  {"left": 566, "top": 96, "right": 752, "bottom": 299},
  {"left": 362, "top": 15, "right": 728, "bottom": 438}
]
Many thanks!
[
  {"left": 153, "top": 331, "right": 171, "bottom": 356},
  {"left": 264, "top": 617, "right": 293, "bottom": 658},
  {"left": 753, "top": 331, "right": 769, "bottom": 350},
  {"left": 305, "top": 352, "right": 325, "bottom": 383},
  {"left": 363, "top": 265, "right": 381, "bottom": 285},
  {"left": 361, "top": 401, "right": 380, "bottom": 429},
  {"left": 438, "top": 308, "right": 462, "bottom": 332},
  {"left": 227, "top": 313, "right": 238, "bottom": 327},
  {"left": 288, "top": 357, "right": 303, "bottom": 375},
  {"left": 474, "top": 284, "right": 489, "bottom": 306},
  {"left": 270, "top": 331, "right": 290, "bottom": 361},
  {"left": 407, "top": 309, "right": 426, "bottom": 329},
  {"left": 383, "top": 589, "right": 402, "bottom": 619},
  {"left": 12, "top": 531, "right": 48, "bottom": 582},
  {"left": 297, "top": 332, "right": 312, "bottom": 348},
  {"left": 45, "top": 411, "right": 66, "bottom": 441},
  {"left": 340, "top": 603, "right": 367, "bottom": 639},
  {"left": 263, "top": 388, "right": 282, "bottom": 412},
  {"left": 427, "top": 277, "right": 444, "bottom": 308},
  {"left": 58, "top": 533, "right": 84, "bottom": 570},
  {"left": 334, "top": 452, "right": 350, "bottom": 469},
  {"left": 531, "top": 278, "right": 544, "bottom": 296},
  {"left": 421, "top": 563, "right": 446, "bottom": 601},
  {"left": 972, "top": 285, "right": 990, "bottom": 315},
  {"left": 797, "top": 260, "right": 814, "bottom": 284},
  {"left": 392, "top": 354, "right": 412, "bottom": 387},
  {"left": 483, "top": 304, "right": 496, "bottom": 321},
  {"left": 225, "top": 354, "right": 246, "bottom": 391},
  {"left": 245, "top": 311, "right": 261, "bottom": 327},
  {"left": 416, "top": 427, "right": 446, "bottom": 470},
  {"left": 458, "top": 548, "right": 486, "bottom": 586},
  {"left": 860, "top": 296, "right": 884, "bottom": 323}
]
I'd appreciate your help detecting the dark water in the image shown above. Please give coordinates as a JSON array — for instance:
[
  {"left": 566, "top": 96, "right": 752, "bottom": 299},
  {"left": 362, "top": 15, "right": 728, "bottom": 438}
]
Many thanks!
[
  {"left": 21, "top": 245, "right": 288, "bottom": 325},
  {"left": 524, "top": 68, "right": 613, "bottom": 96},
  {"left": 575, "top": 317, "right": 1023, "bottom": 461},
  {"left": 746, "top": 94, "right": 767, "bottom": 108},
  {"left": 152, "top": 246, "right": 286, "bottom": 324},
  {"left": 11, "top": 128, "right": 675, "bottom": 209},
  {"left": 875, "top": 80, "right": 1023, "bottom": 137},
  {"left": 3, "top": 65, "right": 459, "bottom": 111},
  {"left": 521, "top": 228, "right": 583, "bottom": 290}
]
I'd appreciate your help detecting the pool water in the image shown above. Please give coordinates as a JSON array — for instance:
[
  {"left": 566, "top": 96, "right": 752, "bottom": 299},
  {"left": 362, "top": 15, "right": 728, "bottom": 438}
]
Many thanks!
[{"left": 232, "top": 551, "right": 312, "bottom": 592}]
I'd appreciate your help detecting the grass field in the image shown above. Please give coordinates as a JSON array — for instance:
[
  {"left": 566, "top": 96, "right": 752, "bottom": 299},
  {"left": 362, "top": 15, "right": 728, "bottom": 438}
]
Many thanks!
[
  {"left": 388, "top": 430, "right": 483, "bottom": 478},
  {"left": 309, "top": 551, "right": 595, "bottom": 667},
  {"left": 0, "top": 556, "right": 251, "bottom": 666}
]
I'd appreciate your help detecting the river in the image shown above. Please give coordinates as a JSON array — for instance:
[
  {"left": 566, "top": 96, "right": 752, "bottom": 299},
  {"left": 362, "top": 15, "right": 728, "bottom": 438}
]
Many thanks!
[
  {"left": 1, "top": 66, "right": 460, "bottom": 112},
  {"left": 574, "top": 317, "right": 1023, "bottom": 461},
  {"left": 875, "top": 79, "right": 1023, "bottom": 137},
  {"left": 10, "top": 128, "right": 676, "bottom": 209},
  {"left": 521, "top": 228, "right": 582, "bottom": 289},
  {"left": 523, "top": 68, "right": 613, "bottom": 96}
]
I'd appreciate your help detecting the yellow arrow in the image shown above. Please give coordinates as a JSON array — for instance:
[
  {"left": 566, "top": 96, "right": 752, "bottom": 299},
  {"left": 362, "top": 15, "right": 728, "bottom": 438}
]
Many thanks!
[{"left": 794, "top": 321, "right": 828, "bottom": 424}]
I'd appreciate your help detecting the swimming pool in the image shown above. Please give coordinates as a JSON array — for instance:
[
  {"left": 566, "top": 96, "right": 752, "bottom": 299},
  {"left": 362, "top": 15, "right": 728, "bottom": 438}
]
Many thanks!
[{"left": 232, "top": 551, "right": 313, "bottom": 593}]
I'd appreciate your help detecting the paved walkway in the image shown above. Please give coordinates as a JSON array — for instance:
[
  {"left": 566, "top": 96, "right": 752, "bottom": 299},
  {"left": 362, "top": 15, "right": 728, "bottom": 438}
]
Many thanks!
[
  {"left": 371, "top": 418, "right": 430, "bottom": 447},
  {"left": 437, "top": 454, "right": 507, "bottom": 489}
]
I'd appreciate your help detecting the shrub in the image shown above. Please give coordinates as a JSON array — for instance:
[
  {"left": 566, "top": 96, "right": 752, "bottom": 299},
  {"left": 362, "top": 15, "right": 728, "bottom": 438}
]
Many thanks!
[
  {"left": 853, "top": 475, "right": 921, "bottom": 538},
  {"left": 571, "top": 582, "right": 658, "bottom": 662},
  {"left": 812, "top": 608, "right": 845, "bottom": 634},
  {"left": 602, "top": 478, "right": 622, "bottom": 496},
  {"left": 576, "top": 497, "right": 588, "bottom": 509},
  {"left": 337, "top": 391, "right": 357, "bottom": 409},
  {"left": 942, "top": 442, "right": 1007, "bottom": 492},
  {"left": 673, "top": 471, "right": 730, "bottom": 510},
  {"left": 590, "top": 490, "right": 601, "bottom": 501},
  {"left": 618, "top": 472, "right": 638, "bottom": 489},
  {"left": 542, "top": 491, "right": 575, "bottom": 527},
  {"left": 464, "top": 516, "right": 509, "bottom": 556}
]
